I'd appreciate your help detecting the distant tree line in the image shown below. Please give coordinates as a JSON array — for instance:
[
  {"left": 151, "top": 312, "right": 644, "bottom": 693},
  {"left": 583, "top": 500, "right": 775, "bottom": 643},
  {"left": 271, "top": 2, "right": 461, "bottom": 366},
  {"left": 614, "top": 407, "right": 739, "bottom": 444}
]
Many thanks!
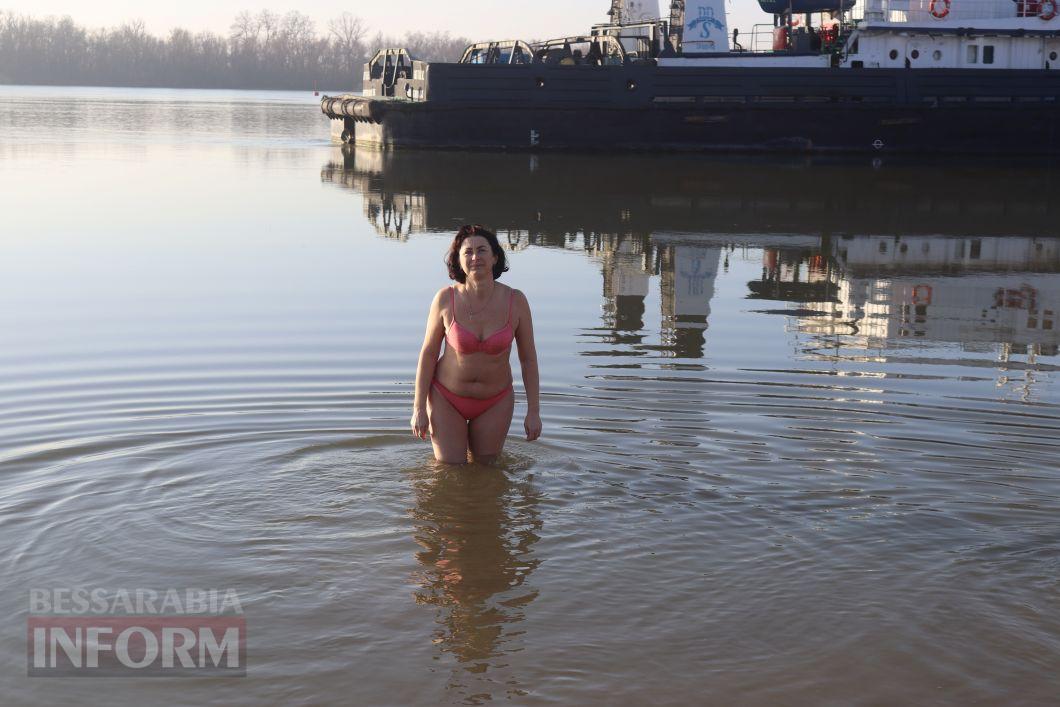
[{"left": 0, "top": 10, "right": 470, "bottom": 90}]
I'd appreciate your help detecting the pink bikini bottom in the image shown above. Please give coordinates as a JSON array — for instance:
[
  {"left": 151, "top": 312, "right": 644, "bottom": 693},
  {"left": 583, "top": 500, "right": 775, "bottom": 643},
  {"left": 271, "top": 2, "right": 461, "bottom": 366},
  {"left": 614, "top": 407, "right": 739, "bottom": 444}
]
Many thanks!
[{"left": 431, "top": 380, "right": 513, "bottom": 421}]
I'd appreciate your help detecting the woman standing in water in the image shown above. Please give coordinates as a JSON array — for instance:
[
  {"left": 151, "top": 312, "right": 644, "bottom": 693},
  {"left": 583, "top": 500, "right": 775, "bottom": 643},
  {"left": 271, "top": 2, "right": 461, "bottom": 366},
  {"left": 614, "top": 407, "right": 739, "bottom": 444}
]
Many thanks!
[{"left": 411, "top": 225, "right": 542, "bottom": 464}]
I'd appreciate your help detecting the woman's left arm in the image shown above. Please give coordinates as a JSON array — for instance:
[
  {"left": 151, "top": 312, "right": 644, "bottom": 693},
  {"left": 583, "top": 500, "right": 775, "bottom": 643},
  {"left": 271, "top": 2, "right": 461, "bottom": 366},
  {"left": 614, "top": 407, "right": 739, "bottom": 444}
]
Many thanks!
[{"left": 513, "top": 290, "right": 542, "bottom": 441}]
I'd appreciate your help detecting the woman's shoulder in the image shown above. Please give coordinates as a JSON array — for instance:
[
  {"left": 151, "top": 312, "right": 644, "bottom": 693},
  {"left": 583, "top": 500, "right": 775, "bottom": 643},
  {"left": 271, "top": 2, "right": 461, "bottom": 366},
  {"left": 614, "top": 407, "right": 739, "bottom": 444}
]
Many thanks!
[
  {"left": 429, "top": 285, "right": 453, "bottom": 309},
  {"left": 505, "top": 285, "right": 531, "bottom": 312}
]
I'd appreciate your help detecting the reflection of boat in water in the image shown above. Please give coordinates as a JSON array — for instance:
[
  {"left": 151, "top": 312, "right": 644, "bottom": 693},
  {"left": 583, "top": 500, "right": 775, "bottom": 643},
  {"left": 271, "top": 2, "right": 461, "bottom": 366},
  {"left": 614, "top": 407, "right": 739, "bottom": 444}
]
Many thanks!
[
  {"left": 795, "top": 235, "right": 1060, "bottom": 356},
  {"left": 321, "top": 146, "right": 1060, "bottom": 365},
  {"left": 320, "top": 147, "right": 1060, "bottom": 241},
  {"left": 594, "top": 233, "right": 1060, "bottom": 365},
  {"left": 750, "top": 233, "right": 1060, "bottom": 399}
]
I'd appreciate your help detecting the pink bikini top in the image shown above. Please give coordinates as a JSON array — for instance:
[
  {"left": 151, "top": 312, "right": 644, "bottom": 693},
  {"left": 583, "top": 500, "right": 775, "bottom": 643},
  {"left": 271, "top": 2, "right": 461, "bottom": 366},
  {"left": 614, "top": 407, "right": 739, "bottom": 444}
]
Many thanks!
[{"left": 445, "top": 286, "right": 515, "bottom": 356}]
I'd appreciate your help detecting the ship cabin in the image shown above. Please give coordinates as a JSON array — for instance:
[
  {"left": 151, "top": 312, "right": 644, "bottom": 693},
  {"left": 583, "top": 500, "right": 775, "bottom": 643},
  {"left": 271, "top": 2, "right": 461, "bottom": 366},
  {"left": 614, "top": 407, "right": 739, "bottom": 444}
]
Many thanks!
[
  {"left": 449, "top": 0, "right": 1060, "bottom": 72},
  {"left": 356, "top": 0, "right": 1060, "bottom": 106}
]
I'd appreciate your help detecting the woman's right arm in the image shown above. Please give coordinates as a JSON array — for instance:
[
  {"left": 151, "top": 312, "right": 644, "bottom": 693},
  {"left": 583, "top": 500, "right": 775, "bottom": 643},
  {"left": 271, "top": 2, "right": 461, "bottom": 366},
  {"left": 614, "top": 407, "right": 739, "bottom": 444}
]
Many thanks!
[{"left": 411, "top": 289, "right": 447, "bottom": 439}]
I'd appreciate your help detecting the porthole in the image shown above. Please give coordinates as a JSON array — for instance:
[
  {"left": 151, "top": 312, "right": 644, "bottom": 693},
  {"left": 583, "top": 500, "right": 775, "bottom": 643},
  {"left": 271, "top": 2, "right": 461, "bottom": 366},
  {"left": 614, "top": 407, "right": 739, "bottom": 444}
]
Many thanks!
[
  {"left": 1051, "top": 51, "right": 1058, "bottom": 61},
  {"left": 535, "top": 77, "right": 545, "bottom": 88},
  {"left": 626, "top": 79, "right": 637, "bottom": 91},
  {"left": 889, "top": 49, "right": 898, "bottom": 60},
  {"left": 911, "top": 49, "right": 920, "bottom": 59},
  {"left": 933, "top": 50, "right": 942, "bottom": 60}
]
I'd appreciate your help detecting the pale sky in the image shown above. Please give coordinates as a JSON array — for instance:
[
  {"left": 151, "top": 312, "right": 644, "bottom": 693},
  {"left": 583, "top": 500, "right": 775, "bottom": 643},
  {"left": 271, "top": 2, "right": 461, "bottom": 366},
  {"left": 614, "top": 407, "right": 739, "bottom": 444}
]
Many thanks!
[{"left": 2, "top": 1, "right": 765, "bottom": 43}]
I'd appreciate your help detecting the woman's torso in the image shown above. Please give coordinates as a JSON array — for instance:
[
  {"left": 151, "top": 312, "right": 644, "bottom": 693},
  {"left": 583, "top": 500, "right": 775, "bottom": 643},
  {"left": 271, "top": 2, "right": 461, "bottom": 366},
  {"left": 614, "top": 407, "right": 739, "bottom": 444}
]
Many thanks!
[{"left": 435, "top": 284, "right": 516, "bottom": 398}]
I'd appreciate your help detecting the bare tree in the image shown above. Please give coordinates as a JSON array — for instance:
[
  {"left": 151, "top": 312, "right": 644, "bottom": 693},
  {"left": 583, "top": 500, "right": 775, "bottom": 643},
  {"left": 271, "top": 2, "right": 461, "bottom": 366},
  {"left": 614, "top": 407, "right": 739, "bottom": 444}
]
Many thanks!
[
  {"left": 328, "top": 12, "right": 366, "bottom": 56},
  {"left": 257, "top": 10, "right": 278, "bottom": 50},
  {"left": 327, "top": 12, "right": 366, "bottom": 79},
  {"left": 0, "top": 10, "right": 470, "bottom": 90},
  {"left": 229, "top": 10, "right": 258, "bottom": 47}
]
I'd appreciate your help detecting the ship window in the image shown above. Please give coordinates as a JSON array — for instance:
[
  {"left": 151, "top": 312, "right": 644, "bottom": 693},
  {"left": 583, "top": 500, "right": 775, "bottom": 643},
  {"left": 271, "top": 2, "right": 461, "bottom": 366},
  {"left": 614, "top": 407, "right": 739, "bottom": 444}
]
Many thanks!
[
  {"left": 889, "top": 49, "right": 898, "bottom": 60},
  {"left": 967, "top": 45, "right": 978, "bottom": 64},
  {"left": 911, "top": 49, "right": 920, "bottom": 59},
  {"left": 970, "top": 239, "right": 982, "bottom": 259},
  {"left": 933, "top": 50, "right": 942, "bottom": 60},
  {"left": 1052, "top": 51, "right": 1058, "bottom": 61},
  {"left": 983, "top": 45, "right": 995, "bottom": 64}
]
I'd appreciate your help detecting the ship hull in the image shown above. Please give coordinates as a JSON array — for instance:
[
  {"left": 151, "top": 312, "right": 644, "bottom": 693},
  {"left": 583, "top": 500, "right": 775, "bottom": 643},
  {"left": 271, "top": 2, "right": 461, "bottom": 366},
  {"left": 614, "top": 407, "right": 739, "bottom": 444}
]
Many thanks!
[
  {"left": 326, "top": 65, "right": 1060, "bottom": 155},
  {"left": 338, "top": 102, "right": 1059, "bottom": 155}
]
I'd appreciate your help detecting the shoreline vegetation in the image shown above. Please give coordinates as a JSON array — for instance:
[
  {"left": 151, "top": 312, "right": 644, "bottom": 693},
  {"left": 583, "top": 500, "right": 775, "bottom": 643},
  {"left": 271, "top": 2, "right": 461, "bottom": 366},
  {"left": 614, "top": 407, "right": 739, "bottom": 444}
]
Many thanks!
[{"left": 0, "top": 10, "right": 469, "bottom": 91}]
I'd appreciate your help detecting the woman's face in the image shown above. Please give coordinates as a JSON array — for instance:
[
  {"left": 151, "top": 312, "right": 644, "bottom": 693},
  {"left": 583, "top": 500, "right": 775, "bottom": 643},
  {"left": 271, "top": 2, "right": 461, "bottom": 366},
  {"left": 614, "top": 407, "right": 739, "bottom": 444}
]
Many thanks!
[{"left": 459, "top": 235, "right": 497, "bottom": 279}]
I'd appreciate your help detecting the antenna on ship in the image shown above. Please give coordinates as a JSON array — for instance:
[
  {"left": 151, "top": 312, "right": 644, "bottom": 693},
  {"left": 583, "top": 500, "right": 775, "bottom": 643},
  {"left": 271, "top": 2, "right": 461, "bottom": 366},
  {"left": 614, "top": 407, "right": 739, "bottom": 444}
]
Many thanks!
[{"left": 668, "top": 1, "right": 685, "bottom": 53}]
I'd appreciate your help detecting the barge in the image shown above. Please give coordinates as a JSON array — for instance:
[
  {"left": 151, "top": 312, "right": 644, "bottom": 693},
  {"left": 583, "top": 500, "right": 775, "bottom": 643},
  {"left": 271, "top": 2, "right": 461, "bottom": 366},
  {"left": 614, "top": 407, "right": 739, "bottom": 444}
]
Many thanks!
[{"left": 321, "top": 0, "right": 1060, "bottom": 154}]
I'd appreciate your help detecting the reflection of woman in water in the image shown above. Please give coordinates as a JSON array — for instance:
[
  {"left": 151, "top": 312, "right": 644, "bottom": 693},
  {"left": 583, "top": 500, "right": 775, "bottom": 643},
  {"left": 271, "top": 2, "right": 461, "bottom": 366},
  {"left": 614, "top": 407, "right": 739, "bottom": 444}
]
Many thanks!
[
  {"left": 411, "top": 225, "right": 542, "bottom": 464},
  {"left": 408, "top": 464, "right": 541, "bottom": 671}
]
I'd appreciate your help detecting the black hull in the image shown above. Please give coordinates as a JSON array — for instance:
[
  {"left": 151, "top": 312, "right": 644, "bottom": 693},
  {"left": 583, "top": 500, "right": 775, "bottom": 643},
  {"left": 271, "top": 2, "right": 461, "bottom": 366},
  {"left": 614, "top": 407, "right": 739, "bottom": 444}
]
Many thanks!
[
  {"left": 327, "top": 66, "right": 1060, "bottom": 155},
  {"left": 344, "top": 102, "right": 1059, "bottom": 155}
]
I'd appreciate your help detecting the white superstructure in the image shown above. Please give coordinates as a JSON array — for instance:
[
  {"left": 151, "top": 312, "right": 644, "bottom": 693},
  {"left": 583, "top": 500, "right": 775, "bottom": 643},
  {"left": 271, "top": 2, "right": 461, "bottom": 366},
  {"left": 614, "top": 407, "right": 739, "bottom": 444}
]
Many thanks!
[{"left": 845, "top": 0, "right": 1060, "bottom": 69}]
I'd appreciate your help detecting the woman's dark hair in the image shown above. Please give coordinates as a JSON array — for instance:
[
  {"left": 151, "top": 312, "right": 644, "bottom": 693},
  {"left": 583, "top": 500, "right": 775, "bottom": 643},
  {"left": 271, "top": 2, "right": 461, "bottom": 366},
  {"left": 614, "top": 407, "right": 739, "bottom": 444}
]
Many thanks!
[{"left": 445, "top": 224, "right": 509, "bottom": 283}]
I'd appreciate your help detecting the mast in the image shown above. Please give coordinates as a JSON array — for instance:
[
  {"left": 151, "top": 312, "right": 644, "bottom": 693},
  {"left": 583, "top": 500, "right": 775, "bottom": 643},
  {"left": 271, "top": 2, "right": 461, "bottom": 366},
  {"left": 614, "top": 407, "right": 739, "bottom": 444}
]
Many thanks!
[
  {"left": 668, "top": 0, "right": 685, "bottom": 52},
  {"left": 608, "top": 0, "right": 625, "bottom": 25}
]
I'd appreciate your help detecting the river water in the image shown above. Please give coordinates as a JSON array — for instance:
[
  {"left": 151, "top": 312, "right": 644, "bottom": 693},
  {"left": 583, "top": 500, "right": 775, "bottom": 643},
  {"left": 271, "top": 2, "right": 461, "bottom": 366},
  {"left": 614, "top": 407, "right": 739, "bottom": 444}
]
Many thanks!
[{"left": 1, "top": 86, "right": 1059, "bottom": 705}]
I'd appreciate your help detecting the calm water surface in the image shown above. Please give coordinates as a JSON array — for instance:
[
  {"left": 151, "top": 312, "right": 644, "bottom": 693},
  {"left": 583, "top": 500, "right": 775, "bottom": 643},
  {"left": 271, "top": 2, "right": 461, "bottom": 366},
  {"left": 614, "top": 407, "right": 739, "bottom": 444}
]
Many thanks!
[{"left": 1, "top": 86, "right": 1059, "bottom": 705}]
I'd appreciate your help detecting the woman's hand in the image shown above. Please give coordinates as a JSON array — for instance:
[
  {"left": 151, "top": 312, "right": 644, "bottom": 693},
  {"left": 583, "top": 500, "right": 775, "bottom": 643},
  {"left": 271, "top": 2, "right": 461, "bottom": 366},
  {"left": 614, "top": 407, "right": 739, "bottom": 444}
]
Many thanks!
[
  {"left": 524, "top": 410, "right": 542, "bottom": 441},
  {"left": 411, "top": 408, "right": 430, "bottom": 440}
]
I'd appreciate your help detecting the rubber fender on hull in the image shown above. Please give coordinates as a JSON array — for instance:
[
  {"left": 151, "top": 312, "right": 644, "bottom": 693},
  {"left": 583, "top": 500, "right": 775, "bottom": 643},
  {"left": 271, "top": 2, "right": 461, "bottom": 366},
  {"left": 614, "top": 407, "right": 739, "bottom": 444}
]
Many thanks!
[{"left": 320, "top": 95, "right": 386, "bottom": 124}]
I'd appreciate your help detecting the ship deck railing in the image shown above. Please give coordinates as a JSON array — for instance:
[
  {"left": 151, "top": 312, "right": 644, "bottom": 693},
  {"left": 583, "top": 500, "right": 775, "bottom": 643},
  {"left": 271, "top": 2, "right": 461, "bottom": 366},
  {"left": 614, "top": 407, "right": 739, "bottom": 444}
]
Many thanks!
[
  {"left": 863, "top": 0, "right": 1036, "bottom": 22},
  {"left": 751, "top": 24, "right": 776, "bottom": 53},
  {"left": 745, "top": 23, "right": 854, "bottom": 54}
]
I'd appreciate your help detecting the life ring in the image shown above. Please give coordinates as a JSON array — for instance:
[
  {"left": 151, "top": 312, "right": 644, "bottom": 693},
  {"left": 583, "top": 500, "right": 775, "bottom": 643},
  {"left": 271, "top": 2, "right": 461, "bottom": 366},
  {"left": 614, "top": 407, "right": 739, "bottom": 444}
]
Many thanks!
[
  {"left": 912, "top": 284, "right": 933, "bottom": 305},
  {"left": 929, "top": 0, "right": 951, "bottom": 18},
  {"left": 1041, "top": 0, "right": 1058, "bottom": 20}
]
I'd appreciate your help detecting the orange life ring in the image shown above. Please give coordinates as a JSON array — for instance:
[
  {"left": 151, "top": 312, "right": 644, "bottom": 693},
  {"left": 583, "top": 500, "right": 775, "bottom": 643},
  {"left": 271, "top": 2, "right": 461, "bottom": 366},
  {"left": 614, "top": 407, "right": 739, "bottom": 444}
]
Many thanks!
[
  {"left": 912, "top": 284, "right": 933, "bottom": 305},
  {"left": 1041, "top": 0, "right": 1058, "bottom": 20},
  {"left": 929, "top": 0, "right": 951, "bottom": 18}
]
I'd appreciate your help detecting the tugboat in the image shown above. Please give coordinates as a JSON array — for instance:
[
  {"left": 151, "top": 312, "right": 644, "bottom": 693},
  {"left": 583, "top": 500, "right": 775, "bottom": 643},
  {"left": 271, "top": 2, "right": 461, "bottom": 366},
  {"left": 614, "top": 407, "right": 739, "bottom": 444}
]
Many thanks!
[{"left": 321, "top": 0, "right": 1060, "bottom": 154}]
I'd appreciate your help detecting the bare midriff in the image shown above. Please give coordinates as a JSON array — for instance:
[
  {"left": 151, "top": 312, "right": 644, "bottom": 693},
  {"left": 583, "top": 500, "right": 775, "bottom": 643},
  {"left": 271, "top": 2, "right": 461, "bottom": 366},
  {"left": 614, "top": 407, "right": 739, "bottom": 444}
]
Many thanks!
[{"left": 434, "top": 339, "right": 513, "bottom": 399}]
